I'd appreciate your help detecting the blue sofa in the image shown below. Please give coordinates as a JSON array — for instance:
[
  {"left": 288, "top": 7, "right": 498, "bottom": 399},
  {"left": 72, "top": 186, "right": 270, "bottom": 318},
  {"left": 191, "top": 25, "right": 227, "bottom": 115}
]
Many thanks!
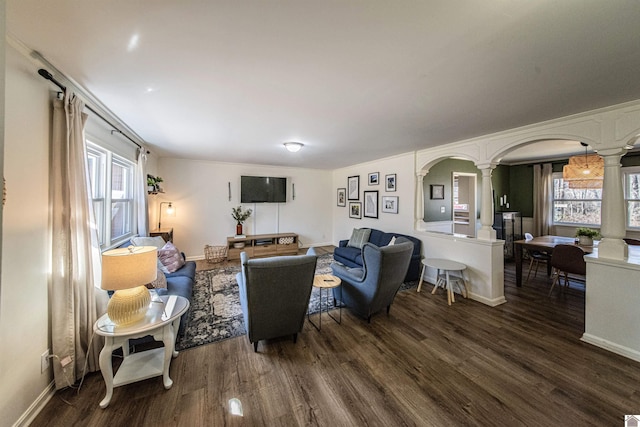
[{"left": 333, "top": 228, "right": 422, "bottom": 282}]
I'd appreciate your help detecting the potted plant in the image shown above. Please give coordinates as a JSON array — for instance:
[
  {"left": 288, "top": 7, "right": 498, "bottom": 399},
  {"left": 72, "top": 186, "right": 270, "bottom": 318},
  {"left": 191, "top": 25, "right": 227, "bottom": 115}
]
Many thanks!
[
  {"left": 575, "top": 227, "right": 600, "bottom": 246},
  {"left": 231, "top": 206, "right": 252, "bottom": 236},
  {"left": 147, "top": 175, "right": 164, "bottom": 193}
]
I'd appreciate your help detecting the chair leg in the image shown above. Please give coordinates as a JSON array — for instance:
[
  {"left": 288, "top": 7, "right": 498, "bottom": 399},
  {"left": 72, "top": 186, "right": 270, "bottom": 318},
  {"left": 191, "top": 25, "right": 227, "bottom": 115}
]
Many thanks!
[
  {"left": 253, "top": 341, "right": 258, "bottom": 352},
  {"left": 293, "top": 333, "right": 297, "bottom": 344},
  {"left": 548, "top": 268, "right": 560, "bottom": 297},
  {"left": 526, "top": 257, "right": 535, "bottom": 282},
  {"left": 387, "top": 305, "right": 391, "bottom": 315}
]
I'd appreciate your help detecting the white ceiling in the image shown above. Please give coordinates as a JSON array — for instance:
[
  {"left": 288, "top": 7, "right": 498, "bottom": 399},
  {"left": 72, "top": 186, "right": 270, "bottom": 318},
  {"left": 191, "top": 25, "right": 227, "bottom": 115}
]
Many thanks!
[{"left": 7, "top": 1, "right": 640, "bottom": 169}]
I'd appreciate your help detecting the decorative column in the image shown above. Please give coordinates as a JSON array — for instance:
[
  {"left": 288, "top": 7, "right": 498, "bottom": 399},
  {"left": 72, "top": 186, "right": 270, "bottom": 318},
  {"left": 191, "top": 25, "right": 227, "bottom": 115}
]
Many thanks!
[
  {"left": 476, "top": 166, "right": 496, "bottom": 241},
  {"left": 415, "top": 171, "right": 426, "bottom": 230},
  {"left": 597, "top": 148, "right": 628, "bottom": 260}
]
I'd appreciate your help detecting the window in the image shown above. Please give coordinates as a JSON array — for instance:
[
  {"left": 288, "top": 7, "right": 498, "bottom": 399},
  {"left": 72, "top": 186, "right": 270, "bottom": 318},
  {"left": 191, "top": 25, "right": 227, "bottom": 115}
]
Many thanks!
[
  {"left": 87, "top": 141, "right": 136, "bottom": 248},
  {"left": 624, "top": 167, "right": 640, "bottom": 229},
  {"left": 552, "top": 173, "right": 602, "bottom": 226}
]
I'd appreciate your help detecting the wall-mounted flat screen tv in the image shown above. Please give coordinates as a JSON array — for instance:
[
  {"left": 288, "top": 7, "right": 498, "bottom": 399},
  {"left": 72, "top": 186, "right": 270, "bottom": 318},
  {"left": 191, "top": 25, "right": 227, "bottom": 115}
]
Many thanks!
[{"left": 241, "top": 176, "right": 287, "bottom": 203}]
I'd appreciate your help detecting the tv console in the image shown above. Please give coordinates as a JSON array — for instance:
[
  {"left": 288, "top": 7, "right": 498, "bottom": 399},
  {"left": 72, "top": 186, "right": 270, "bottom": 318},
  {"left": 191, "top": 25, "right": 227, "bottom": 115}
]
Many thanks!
[{"left": 226, "top": 232, "right": 299, "bottom": 260}]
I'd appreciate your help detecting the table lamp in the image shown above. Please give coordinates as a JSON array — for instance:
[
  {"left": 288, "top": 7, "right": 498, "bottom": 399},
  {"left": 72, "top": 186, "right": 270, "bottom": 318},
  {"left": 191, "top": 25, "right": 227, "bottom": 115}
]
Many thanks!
[{"left": 101, "top": 246, "right": 158, "bottom": 325}]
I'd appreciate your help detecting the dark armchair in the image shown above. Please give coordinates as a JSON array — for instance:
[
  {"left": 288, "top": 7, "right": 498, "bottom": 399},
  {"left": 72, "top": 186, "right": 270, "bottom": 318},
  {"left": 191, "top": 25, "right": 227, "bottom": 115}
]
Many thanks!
[
  {"left": 330, "top": 238, "right": 413, "bottom": 322},
  {"left": 236, "top": 248, "right": 317, "bottom": 352}
]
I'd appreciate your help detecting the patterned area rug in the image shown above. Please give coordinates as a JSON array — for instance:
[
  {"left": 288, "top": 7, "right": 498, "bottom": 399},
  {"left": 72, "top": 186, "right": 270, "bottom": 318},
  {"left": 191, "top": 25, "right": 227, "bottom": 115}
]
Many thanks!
[{"left": 176, "top": 253, "right": 417, "bottom": 350}]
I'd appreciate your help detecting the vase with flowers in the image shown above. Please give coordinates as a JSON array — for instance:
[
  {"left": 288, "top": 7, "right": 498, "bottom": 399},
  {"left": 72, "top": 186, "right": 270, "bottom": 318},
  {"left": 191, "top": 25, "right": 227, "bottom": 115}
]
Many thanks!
[{"left": 231, "top": 206, "right": 252, "bottom": 236}]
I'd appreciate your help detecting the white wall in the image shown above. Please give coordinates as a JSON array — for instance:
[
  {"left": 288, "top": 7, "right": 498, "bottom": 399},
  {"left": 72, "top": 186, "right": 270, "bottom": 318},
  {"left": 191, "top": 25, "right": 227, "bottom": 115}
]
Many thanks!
[
  {"left": 1, "top": 45, "right": 53, "bottom": 425},
  {"left": 332, "top": 152, "right": 417, "bottom": 244},
  {"left": 157, "top": 158, "right": 333, "bottom": 258}
]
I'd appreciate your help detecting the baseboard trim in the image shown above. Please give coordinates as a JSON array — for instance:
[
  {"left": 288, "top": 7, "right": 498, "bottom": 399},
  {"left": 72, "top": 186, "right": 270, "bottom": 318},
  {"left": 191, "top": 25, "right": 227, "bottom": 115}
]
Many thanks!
[
  {"left": 14, "top": 380, "right": 55, "bottom": 427},
  {"left": 468, "top": 293, "right": 507, "bottom": 307},
  {"left": 581, "top": 333, "right": 640, "bottom": 363}
]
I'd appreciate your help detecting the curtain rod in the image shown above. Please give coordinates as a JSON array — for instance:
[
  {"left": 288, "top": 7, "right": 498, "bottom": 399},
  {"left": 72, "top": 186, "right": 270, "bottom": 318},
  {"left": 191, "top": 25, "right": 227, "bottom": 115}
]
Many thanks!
[{"left": 37, "top": 68, "right": 146, "bottom": 152}]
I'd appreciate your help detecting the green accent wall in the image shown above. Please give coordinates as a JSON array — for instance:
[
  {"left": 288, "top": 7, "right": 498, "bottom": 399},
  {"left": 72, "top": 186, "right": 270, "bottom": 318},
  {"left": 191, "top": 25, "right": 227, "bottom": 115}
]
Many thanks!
[
  {"left": 423, "top": 151, "right": 640, "bottom": 222},
  {"left": 423, "top": 159, "right": 481, "bottom": 221}
]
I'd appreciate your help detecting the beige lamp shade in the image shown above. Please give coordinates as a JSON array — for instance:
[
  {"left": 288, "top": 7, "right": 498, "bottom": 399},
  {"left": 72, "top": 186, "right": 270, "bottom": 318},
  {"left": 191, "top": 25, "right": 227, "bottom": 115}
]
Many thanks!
[
  {"left": 101, "top": 246, "right": 157, "bottom": 325},
  {"left": 101, "top": 246, "right": 157, "bottom": 291},
  {"left": 562, "top": 153, "right": 604, "bottom": 189}
]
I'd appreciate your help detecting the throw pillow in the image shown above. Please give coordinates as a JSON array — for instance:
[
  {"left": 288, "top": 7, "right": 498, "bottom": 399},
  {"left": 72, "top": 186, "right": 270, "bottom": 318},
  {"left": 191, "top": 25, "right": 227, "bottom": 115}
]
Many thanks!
[
  {"left": 146, "top": 269, "right": 167, "bottom": 289},
  {"left": 388, "top": 236, "right": 396, "bottom": 246},
  {"left": 158, "top": 241, "right": 186, "bottom": 273},
  {"left": 131, "top": 235, "right": 166, "bottom": 249},
  {"left": 347, "top": 228, "right": 371, "bottom": 249},
  {"left": 157, "top": 258, "right": 170, "bottom": 275}
]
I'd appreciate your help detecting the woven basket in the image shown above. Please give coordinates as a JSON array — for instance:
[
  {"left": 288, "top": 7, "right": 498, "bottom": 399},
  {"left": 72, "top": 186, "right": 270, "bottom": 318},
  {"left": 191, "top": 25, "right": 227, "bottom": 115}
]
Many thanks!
[
  {"left": 278, "top": 237, "right": 295, "bottom": 245},
  {"left": 204, "top": 245, "right": 227, "bottom": 263}
]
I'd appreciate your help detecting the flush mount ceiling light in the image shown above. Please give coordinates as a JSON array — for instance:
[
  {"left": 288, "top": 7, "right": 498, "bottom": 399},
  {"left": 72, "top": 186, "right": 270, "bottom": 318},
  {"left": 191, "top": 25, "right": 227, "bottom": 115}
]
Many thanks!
[
  {"left": 284, "top": 142, "right": 304, "bottom": 152},
  {"left": 562, "top": 142, "right": 604, "bottom": 189}
]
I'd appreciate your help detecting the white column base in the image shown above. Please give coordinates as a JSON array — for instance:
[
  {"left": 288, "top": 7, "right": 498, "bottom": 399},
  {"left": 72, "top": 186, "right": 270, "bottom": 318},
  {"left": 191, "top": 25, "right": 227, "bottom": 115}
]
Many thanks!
[
  {"left": 477, "top": 227, "right": 496, "bottom": 241},
  {"left": 597, "top": 238, "right": 628, "bottom": 260}
]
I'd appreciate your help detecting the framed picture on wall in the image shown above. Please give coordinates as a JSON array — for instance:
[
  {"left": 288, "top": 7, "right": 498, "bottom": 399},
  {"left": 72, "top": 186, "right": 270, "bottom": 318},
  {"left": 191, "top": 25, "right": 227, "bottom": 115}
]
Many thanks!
[
  {"left": 337, "top": 188, "right": 346, "bottom": 207},
  {"left": 348, "top": 175, "right": 360, "bottom": 200},
  {"left": 382, "top": 196, "right": 398, "bottom": 214},
  {"left": 364, "top": 190, "right": 378, "bottom": 218},
  {"left": 368, "top": 172, "right": 379, "bottom": 185},
  {"left": 349, "top": 202, "right": 362, "bottom": 219},
  {"left": 385, "top": 174, "right": 396, "bottom": 192},
  {"left": 430, "top": 184, "right": 445, "bottom": 200}
]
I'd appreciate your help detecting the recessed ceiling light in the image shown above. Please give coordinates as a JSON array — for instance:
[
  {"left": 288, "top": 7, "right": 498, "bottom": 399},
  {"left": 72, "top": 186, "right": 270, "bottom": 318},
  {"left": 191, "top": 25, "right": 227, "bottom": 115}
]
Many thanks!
[
  {"left": 127, "top": 34, "right": 140, "bottom": 52},
  {"left": 284, "top": 142, "right": 304, "bottom": 152}
]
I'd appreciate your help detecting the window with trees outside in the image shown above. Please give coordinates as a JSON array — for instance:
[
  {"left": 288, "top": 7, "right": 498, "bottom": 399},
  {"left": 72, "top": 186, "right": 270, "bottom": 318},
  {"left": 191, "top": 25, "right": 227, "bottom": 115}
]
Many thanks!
[
  {"left": 552, "top": 172, "right": 602, "bottom": 226},
  {"left": 87, "top": 141, "right": 136, "bottom": 249},
  {"left": 625, "top": 167, "right": 640, "bottom": 229}
]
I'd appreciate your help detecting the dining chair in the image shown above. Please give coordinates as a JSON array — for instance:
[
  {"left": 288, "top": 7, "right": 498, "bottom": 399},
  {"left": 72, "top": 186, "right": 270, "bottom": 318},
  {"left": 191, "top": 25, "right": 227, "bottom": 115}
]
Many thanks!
[
  {"left": 548, "top": 244, "right": 586, "bottom": 297},
  {"left": 524, "top": 233, "right": 551, "bottom": 282}
]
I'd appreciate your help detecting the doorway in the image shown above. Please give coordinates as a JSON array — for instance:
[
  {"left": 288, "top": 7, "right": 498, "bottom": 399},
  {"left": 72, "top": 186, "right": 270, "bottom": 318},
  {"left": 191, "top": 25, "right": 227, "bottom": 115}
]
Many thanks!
[{"left": 452, "top": 172, "right": 477, "bottom": 237}]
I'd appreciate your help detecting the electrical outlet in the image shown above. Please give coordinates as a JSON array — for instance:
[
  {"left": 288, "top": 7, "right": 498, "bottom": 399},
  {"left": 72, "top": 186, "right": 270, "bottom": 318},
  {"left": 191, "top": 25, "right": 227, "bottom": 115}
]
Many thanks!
[
  {"left": 440, "top": 206, "right": 446, "bottom": 213},
  {"left": 41, "top": 350, "right": 50, "bottom": 373}
]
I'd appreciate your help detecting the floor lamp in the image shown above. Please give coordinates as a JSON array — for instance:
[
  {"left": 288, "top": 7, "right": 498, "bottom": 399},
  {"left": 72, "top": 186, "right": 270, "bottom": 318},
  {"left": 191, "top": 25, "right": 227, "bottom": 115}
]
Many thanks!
[{"left": 158, "top": 201, "right": 174, "bottom": 229}]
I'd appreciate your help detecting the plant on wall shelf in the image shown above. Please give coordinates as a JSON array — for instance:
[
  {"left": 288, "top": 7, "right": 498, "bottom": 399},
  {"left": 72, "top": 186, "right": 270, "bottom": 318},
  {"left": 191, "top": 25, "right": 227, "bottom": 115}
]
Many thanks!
[{"left": 147, "top": 175, "right": 164, "bottom": 193}]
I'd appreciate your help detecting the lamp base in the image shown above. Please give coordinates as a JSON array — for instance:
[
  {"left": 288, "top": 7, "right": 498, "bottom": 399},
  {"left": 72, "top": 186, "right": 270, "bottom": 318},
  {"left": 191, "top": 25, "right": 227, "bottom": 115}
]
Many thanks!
[{"left": 107, "top": 286, "right": 151, "bottom": 325}]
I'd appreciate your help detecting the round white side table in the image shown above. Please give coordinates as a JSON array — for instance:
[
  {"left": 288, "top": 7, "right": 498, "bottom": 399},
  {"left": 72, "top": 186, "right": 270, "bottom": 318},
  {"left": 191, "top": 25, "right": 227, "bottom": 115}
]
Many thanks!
[
  {"left": 94, "top": 294, "right": 189, "bottom": 408},
  {"left": 417, "top": 258, "right": 468, "bottom": 306}
]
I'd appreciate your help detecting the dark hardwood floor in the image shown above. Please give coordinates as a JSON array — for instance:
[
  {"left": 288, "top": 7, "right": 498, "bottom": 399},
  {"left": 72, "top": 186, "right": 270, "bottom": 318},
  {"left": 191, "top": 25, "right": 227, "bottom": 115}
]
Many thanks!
[{"left": 31, "top": 251, "right": 640, "bottom": 426}]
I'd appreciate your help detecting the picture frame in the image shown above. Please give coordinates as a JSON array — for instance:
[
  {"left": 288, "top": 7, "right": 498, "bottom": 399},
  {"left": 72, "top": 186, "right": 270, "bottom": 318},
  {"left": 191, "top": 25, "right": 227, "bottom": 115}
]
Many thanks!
[
  {"left": 430, "top": 184, "right": 445, "bottom": 200},
  {"left": 337, "top": 188, "right": 346, "bottom": 207},
  {"left": 348, "top": 175, "right": 360, "bottom": 200},
  {"left": 385, "top": 173, "right": 397, "bottom": 192},
  {"left": 349, "top": 202, "right": 362, "bottom": 219},
  {"left": 368, "top": 172, "right": 379, "bottom": 186},
  {"left": 381, "top": 196, "right": 398, "bottom": 214},
  {"left": 363, "top": 190, "right": 378, "bottom": 219}
]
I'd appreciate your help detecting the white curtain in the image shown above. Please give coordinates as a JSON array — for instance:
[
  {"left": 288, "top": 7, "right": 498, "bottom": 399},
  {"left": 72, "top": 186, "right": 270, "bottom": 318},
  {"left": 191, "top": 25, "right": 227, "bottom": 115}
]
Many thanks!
[
  {"left": 50, "top": 93, "right": 103, "bottom": 389},
  {"left": 533, "top": 163, "right": 553, "bottom": 236},
  {"left": 135, "top": 149, "right": 149, "bottom": 236}
]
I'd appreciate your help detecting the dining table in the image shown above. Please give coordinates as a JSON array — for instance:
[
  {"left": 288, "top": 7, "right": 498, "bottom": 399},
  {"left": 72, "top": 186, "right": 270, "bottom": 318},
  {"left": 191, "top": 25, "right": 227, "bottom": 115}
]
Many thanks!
[{"left": 513, "top": 235, "right": 593, "bottom": 287}]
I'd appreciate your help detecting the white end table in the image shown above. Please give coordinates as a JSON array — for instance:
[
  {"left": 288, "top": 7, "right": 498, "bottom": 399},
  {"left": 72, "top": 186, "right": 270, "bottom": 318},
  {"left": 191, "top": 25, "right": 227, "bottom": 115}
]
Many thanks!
[
  {"left": 417, "top": 258, "right": 468, "bottom": 306},
  {"left": 94, "top": 294, "right": 189, "bottom": 408}
]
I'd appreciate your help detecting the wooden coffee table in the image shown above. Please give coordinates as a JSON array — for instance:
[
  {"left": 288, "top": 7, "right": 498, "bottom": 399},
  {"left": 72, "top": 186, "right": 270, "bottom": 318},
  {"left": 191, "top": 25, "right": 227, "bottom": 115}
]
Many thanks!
[{"left": 308, "top": 274, "right": 342, "bottom": 331}]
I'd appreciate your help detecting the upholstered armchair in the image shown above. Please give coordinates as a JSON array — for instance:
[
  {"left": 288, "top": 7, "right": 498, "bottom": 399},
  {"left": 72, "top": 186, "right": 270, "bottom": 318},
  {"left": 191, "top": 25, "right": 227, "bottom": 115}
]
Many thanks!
[
  {"left": 330, "top": 238, "right": 413, "bottom": 322},
  {"left": 236, "top": 248, "right": 317, "bottom": 352}
]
